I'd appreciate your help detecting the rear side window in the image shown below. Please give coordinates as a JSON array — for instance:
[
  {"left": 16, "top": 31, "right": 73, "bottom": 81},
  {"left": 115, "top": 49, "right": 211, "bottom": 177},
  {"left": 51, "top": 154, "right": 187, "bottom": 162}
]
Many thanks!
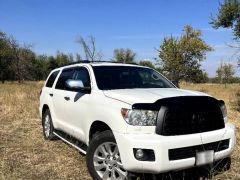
[
  {"left": 45, "top": 70, "right": 60, "bottom": 88},
  {"left": 55, "top": 68, "right": 75, "bottom": 90}
]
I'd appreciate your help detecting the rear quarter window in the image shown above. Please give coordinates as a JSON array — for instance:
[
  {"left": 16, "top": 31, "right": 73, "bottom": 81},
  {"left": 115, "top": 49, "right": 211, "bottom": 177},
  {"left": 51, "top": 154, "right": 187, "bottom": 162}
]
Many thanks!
[{"left": 45, "top": 70, "right": 60, "bottom": 88}]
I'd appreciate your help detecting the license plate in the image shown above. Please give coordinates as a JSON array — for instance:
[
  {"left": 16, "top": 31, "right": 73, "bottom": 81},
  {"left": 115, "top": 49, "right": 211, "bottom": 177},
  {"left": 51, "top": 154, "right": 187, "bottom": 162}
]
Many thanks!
[{"left": 196, "top": 150, "right": 214, "bottom": 166}]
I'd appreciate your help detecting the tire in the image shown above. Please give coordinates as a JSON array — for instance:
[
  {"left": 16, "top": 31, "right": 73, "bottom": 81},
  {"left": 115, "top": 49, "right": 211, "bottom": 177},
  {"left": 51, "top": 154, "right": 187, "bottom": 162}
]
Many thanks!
[
  {"left": 86, "top": 130, "right": 130, "bottom": 180},
  {"left": 42, "top": 109, "right": 56, "bottom": 140}
]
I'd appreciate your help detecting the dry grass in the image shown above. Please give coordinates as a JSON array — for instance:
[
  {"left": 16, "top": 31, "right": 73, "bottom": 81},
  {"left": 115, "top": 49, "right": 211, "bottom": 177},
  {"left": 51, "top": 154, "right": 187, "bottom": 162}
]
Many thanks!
[
  {"left": 0, "top": 82, "right": 239, "bottom": 180},
  {"left": 0, "top": 82, "right": 91, "bottom": 180},
  {"left": 235, "top": 90, "right": 240, "bottom": 112},
  {"left": 181, "top": 82, "right": 240, "bottom": 180}
]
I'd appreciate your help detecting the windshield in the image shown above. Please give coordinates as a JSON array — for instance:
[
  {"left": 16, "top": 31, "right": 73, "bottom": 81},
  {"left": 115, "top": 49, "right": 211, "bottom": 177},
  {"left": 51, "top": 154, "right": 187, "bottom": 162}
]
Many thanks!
[{"left": 92, "top": 66, "right": 175, "bottom": 90}]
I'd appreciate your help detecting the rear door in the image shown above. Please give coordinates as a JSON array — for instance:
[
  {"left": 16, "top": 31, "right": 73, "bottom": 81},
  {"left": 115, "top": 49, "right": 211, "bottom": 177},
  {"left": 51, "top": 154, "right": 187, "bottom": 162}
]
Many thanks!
[{"left": 40, "top": 70, "right": 60, "bottom": 117}]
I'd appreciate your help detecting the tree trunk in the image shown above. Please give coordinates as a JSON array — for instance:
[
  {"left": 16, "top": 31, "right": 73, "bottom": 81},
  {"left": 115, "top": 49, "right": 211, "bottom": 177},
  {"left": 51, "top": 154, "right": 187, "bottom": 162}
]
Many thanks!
[{"left": 0, "top": 72, "right": 4, "bottom": 84}]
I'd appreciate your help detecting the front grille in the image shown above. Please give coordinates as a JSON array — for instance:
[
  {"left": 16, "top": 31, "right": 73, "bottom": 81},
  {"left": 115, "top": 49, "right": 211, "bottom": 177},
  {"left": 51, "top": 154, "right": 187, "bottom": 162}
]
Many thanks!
[
  {"left": 169, "top": 139, "right": 230, "bottom": 161},
  {"left": 155, "top": 96, "right": 225, "bottom": 136}
]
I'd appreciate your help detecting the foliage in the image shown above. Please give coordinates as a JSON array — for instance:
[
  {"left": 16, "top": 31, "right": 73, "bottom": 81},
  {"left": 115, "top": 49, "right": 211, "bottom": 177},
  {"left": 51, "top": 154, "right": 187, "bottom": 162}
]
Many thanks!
[
  {"left": 236, "top": 90, "right": 240, "bottom": 112},
  {"left": 157, "top": 25, "right": 213, "bottom": 83},
  {"left": 0, "top": 32, "right": 12, "bottom": 83},
  {"left": 211, "top": 0, "right": 240, "bottom": 72},
  {"left": 1, "top": 30, "right": 237, "bottom": 84},
  {"left": 139, "top": 60, "right": 155, "bottom": 69},
  {"left": 0, "top": 34, "right": 33, "bottom": 83},
  {"left": 216, "top": 63, "right": 235, "bottom": 83},
  {"left": 0, "top": 31, "right": 76, "bottom": 83},
  {"left": 113, "top": 48, "right": 136, "bottom": 63},
  {"left": 211, "top": 0, "right": 240, "bottom": 39},
  {"left": 193, "top": 71, "right": 209, "bottom": 83}
]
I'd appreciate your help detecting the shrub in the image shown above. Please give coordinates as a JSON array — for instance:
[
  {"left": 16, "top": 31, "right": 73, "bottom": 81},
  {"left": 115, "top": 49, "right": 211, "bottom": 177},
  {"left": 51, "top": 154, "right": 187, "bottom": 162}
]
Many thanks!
[{"left": 236, "top": 91, "right": 240, "bottom": 112}]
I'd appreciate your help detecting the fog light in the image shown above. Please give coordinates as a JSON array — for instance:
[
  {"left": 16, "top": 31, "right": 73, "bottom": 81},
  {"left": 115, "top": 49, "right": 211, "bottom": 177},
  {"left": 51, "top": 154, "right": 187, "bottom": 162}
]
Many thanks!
[
  {"left": 133, "top": 148, "right": 155, "bottom": 161},
  {"left": 135, "top": 149, "right": 144, "bottom": 159}
]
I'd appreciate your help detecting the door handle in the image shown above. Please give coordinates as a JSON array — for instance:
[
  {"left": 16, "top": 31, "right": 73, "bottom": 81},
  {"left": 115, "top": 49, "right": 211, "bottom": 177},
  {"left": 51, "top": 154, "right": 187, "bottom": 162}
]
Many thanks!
[
  {"left": 64, "top": 96, "right": 70, "bottom": 101},
  {"left": 49, "top": 93, "right": 53, "bottom": 97}
]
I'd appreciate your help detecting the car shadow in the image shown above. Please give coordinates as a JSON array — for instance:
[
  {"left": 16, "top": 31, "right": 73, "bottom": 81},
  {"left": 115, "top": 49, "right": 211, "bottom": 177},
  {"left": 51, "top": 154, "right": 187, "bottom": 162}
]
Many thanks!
[{"left": 133, "top": 158, "right": 231, "bottom": 180}]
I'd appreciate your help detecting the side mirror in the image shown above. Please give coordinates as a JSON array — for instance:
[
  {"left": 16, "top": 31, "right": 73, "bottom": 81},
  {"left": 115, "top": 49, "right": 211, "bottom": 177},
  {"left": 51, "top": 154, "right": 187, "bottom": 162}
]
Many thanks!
[
  {"left": 171, "top": 80, "right": 179, "bottom": 88},
  {"left": 65, "top": 79, "right": 91, "bottom": 93}
]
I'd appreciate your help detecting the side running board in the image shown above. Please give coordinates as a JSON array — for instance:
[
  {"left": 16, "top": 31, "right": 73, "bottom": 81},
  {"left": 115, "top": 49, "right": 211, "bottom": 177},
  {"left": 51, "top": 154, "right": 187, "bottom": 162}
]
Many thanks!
[{"left": 53, "top": 130, "right": 88, "bottom": 155}]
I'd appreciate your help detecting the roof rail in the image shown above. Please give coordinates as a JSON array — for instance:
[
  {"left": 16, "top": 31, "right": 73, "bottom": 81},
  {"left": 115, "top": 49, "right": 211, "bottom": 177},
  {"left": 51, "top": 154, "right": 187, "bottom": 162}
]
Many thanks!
[{"left": 58, "top": 60, "right": 139, "bottom": 68}]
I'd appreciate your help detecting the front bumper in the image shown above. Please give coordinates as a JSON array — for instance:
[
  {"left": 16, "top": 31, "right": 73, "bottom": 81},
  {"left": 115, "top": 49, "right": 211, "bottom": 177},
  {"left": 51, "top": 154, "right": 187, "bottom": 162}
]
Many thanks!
[{"left": 114, "top": 123, "right": 236, "bottom": 174}]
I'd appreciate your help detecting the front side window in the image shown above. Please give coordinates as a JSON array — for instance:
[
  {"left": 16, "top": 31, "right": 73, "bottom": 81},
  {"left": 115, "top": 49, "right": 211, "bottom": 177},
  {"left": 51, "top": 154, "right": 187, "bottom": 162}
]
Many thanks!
[
  {"left": 45, "top": 70, "right": 59, "bottom": 88},
  {"left": 92, "top": 66, "right": 175, "bottom": 90},
  {"left": 55, "top": 67, "right": 91, "bottom": 91},
  {"left": 73, "top": 67, "right": 91, "bottom": 87},
  {"left": 55, "top": 68, "right": 75, "bottom": 90}
]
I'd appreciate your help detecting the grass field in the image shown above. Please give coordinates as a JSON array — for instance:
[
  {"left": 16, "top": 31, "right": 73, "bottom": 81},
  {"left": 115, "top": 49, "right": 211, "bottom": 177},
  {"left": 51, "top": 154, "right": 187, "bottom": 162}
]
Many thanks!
[{"left": 0, "top": 82, "right": 239, "bottom": 180}]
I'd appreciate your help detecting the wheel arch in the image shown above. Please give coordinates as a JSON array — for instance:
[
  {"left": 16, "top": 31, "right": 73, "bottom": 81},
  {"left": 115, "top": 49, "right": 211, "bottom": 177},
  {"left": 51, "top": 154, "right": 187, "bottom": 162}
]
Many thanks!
[
  {"left": 42, "top": 104, "right": 49, "bottom": 118},
  {"left": 88, "top": 120, "right": 112, "bottom": 143}
]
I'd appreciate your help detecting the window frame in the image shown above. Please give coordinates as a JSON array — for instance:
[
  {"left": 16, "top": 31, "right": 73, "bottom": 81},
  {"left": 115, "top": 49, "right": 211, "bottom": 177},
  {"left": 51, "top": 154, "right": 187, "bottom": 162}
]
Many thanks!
[
  {"left": 45, "top": 70, "right": 60, "bottom": 88},
  {"left": 92, "top": 65, "right": 175, "bottom": 90},
  {"left": 54, "top": 66, "right": 92, "bottom": 92},
  {"left": 72, "top": 66, "right": 91, "bottom": 87}
]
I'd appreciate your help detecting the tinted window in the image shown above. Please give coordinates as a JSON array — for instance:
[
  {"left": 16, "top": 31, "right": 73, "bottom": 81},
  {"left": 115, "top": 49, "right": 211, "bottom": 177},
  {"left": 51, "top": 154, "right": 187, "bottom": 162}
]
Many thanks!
[
  {"left": 46, "top": 70, "right": 59, "bottom": 88},
  {"left": 73, "top": 68, "right": 90, "bottom": 87},
  {"left": 55, "top": 68, "right": 75, "bottom": 90},
  {"left": 92, "top": 66, "right": 174, "bottom": 90}
]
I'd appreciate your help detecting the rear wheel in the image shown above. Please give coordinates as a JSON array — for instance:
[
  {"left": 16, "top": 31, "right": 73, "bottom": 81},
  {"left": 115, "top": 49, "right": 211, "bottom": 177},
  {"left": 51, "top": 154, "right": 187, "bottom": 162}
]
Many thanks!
[
  {"left": 42, "top": 109, "right": 56, "bottom": 140},
  {"left": 86, "top": 130, "right": 128, "bottom": 180}
]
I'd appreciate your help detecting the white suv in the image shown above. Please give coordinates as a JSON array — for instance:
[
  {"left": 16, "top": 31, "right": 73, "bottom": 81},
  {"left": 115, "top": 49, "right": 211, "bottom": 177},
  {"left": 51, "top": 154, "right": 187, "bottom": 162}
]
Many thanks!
[{"left": 39, "top": 62, "right": 236, "bottom": 180}]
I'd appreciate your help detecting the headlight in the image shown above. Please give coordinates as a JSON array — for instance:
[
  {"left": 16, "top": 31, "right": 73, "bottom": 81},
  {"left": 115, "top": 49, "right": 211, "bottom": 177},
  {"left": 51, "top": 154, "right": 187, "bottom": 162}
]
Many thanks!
[
  {"left": 121, "top": 108, "right": 158, "bottom": 126},
  {"left": 219, "top": 100, "right": 227, "bottom": 123}
]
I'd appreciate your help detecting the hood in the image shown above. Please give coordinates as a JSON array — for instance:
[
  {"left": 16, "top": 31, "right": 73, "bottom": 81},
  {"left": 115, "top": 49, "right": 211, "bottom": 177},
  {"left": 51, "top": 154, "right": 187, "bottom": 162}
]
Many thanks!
[{"left": 103, "top": 88, "right": 209, "bottom": 105}]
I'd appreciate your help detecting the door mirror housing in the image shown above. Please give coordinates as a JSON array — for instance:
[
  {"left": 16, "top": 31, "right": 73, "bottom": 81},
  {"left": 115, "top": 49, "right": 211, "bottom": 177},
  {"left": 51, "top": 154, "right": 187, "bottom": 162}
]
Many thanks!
[{"left": 65, "top": 79, "right": 91, "bottom": 93}]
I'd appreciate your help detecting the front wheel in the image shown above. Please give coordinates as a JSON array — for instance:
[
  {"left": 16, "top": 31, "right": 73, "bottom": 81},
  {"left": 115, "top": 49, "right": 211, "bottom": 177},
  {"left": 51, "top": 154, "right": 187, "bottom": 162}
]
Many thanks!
[
  {"left": 86, "top": 130, "right": 128, "bottom": 180},
  {"left": 42, "top": 109, "right": 56, "bottom": 140}
]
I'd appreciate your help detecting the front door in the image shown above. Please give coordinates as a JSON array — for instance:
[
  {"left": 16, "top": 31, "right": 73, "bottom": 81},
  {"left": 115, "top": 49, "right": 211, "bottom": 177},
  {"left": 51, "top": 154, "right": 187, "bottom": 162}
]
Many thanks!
[
  {"left": 52, "top": 68, "right": 75, "bottom": 134},
  {"left": 66, "top": 66, "right": 92, "bottom": 142},
  {"left": 52, "top": 66, "right": 92, "bottom": 142}
]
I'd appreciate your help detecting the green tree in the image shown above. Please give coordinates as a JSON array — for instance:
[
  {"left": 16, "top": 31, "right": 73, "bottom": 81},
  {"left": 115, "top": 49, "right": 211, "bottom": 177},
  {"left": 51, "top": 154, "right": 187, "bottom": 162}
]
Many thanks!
[
  {"left": 56, "top": 51, "right": 71, "bottom": 66},
  {"left": 0, "top": 32, "right": 12, "bottom": 83},
  {"left": 47, "top": 56, "right": 58, "bottom": 71},
  {"left": 210, "top": 0, "right": 240, "bottom": 71},
  {"left": 193, "top": 70, "right": 209, "bottom": 83},
  {"left": 223, "top": 63, "right": 235, "bottom": 83},
  {"left": 211, "top": 0, "right": 240, "bottom": 71},
  {"left": 216, "top": 64, "right": 224, "bottom": 83},
  {"left": 216, "top": 63, "right": 235, "bottom": 84},
  {"left": 157, "top": 25, "right": 213, "bottom": 83},
  {"left": 27, "top": 55, "right": 48, "bottom": 81},
  {"left": 4, "top": 35, "right": 35, "bottom": 83},
  {"left": 139, "top": 60, "right": 155, "bottom": 69},
  {"left": 0, "top": 31, "right": 38, "bottom": 82},
  {"left": 211, "top": 0, "right": 240, "bottom": 39},
  {"left": 113, "top": 48, "right": 136, "bottom": 63}
]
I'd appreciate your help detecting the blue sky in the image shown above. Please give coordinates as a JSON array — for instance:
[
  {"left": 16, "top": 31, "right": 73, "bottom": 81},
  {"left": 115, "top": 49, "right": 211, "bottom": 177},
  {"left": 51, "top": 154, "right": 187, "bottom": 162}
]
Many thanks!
[{"left": 0, "top": 0, "right": 239, "bottom": 76}]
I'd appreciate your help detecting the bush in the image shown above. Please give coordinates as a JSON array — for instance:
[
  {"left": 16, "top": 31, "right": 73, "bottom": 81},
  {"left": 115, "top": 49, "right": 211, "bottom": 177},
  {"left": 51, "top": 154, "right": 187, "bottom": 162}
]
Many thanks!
[{"left": 236, "top": 91, "right": 240, "bottom": 112}]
